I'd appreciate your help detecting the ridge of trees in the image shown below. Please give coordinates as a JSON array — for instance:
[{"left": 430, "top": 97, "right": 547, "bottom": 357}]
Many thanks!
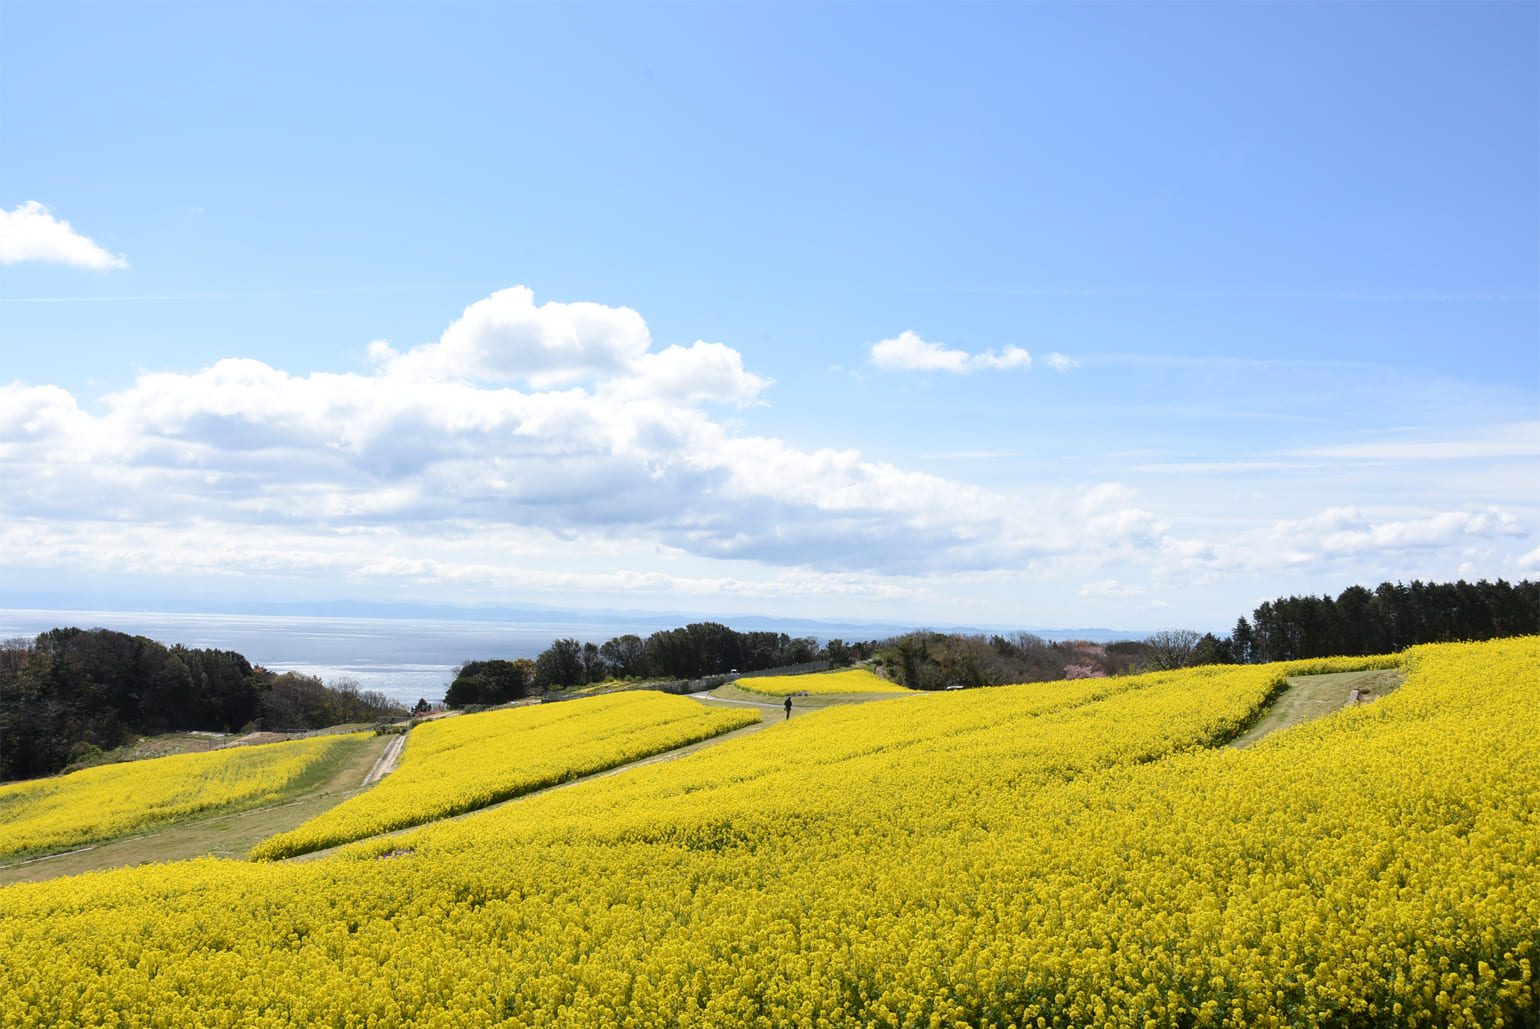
[
  {"left": 1131, "top": 578, "right": 1537, "bottom": 673},
  {"left": 1, "top": 627, "right": 404, "bottom": 782},
  {"left": 1229, "top": 578, "right": 1537, "bottom": 663},
  {"left": 448, "top": 624, "right": 1147, "bottom": 702},
  {"left": 871, "top": 631, "right": 1147, "bottom": 691},
  {"left": 446, "top": 624, "right": 876, "bottom": 705}
]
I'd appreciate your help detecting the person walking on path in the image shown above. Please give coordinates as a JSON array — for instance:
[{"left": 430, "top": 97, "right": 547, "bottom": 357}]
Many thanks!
[{"left": 783, "top": 695, "right": 793, "bottom": 720}]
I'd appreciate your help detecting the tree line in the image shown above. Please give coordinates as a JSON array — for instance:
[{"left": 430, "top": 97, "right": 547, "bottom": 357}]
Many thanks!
[
  {"left": 447, "top": 623, "right": 1156, "bottom": 703},
  {"left": 1, "top": 627, "right": 405, "bottom": 781},
  {"left": 1132, "top": 578, "right": 1537, "bottom": 671},
  {"left": 14, "top": 577, "right": 1525, "bottom": 777},
  {"left": 448, "top": 577, "right": 1537, "bottom": 707},
  {"left": 445, "top": 622, "right": 878, "bottom": 706},
  {"left": 870, "top": 631, "right": 1149, "bottom": 691},
  {"left": 779, "top": 578, "right": 1537, "bottom": 691},
  {"left": 1228, "top": 578, "right": 1537, "bottom": 663}
]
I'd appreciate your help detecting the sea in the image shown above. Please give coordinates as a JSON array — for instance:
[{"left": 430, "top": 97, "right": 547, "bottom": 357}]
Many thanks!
[{"left": 0, "top": 609, "right": 658, "bottom": 707}]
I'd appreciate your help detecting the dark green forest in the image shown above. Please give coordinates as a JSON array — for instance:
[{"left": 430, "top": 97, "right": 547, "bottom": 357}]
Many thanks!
[
  {"left": 1, "top": 628, "right": 403, "bottom": 781},
  {"left": 1232, "top": 578, "right": 1537, "bottom": 662}
]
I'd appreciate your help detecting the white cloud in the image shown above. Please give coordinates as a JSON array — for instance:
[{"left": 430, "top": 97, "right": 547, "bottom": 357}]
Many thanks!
[
  {"left": 1075, "top": 483, "right": 1165, "bottom": 544},
  {"left": 1303, "top": 506, "right": 1523, "bottom": 554},
  {"left": 1518, "top": 545, "right": 1540, "bottom": 572},
  {"left": 972, "top": 346, "right": 1033, "bottom": 371},
  {"left": 1180, "top": 505, "right": 1532, "bottom": 576},
  {"left": 1117, "top": 503, "right": 1535, "bottom": 594},
  {"left": 1045, "top": 352, "right": 1078, "bottom": 372},
  {"left": 0, "top": 201, "right": 129, "bottom": 270},
  {"left": 0, "top": 517, "right": 937, "bottom": 607},
  {"left": 383, "top": 286, "right": 651, "bottom": 386},
  {"left": 4, "top": 284, "right": 1533, "bottom": 619},
  {"left": 5, "top": 287, "right": 1115, "bottom": 583},
  {"left": 870, "top": 330, "right": 1031, "bottom": 373},
  {"left": 610, "top": 341, "right": 772, "bottom": 407},
  {"left": 871, "top": 331, "right": 969, "bottom": 372}
]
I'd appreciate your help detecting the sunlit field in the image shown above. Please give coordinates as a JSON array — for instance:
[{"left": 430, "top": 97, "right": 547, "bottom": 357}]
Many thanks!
[
  {"left": 1, "top": 640, "right": 1534, "bottom": 1026},
  {"left": 732, "top": 667, "right": 910, "bottom": 696},
  {"left": 0, "top": 734, "right": 364, "bottom": 861},
  {"left": 250, "top": 692, "right": 757, "bottom": 859}
]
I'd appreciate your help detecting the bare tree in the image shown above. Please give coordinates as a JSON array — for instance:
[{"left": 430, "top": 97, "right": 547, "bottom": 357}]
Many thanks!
[{"left": 1143, "top": 629, "right": 1202, "bottom": 671}]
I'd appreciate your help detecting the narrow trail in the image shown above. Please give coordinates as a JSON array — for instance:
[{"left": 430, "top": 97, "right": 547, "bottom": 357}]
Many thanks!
[
  {"left": 693, "top": 685, "right": 912, "bottom": 712},
  {"left": 1230, "top": 667, "right": 1403, "bottom": 749},
  {"left": 5, "top": 674, "right": 1400, "bottom": 885},
  {"left": 0, "top": 734, "right": 391, "bottom": 886},
  {"left": 686, "top": 689, "right": 818, "bottom": 718},
  {"left": 3, "top": 698, "right": 798, "bottom": 880},
  {"left": 294, "top": 674, "right": 1392, "bottom": 863},
  {"left": 291, "top": 690, "right": 919, "bottom": 863},
  {"left": 287, "top": 708, "right": 787, "bottom": 863},
  {"left": 688, "top": 692, "right": 774, "bottom": 707},
  {"left": 362, "top": 733, "right": 408, "bottom": 786}
]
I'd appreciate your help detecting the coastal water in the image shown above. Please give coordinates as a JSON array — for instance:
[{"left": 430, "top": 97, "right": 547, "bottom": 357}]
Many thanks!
[{"left": 0, "top": 610, "right": 659, "bottom": 707}]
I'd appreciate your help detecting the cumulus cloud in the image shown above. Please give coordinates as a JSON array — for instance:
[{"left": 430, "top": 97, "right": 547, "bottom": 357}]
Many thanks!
[
  {"left": 372, "top": 288, "right": 772, "bottom": 407},
  {"left": 1045, "top": 352, "right": 1078, "bottom": 372},
  {"left": 1074, "top": 483, "right": 1165, "bottom": 544},
  {"left": 1138, "top": 505, "right": 1533, "bottom": 580},
  {"left": 870, "top": 331, "right": 1031, "bottom": 373},
  {"left": 382, "top": 286, "right": 651, "bottom": 386},
  {"left": 5, "top": 286, "right": 1117, "bottom": 585},
  {"left": 0, "top": 201, "right": 129, "bottom": 270},
  {"left": 1268, "top": 506, "right": 1524, "bottom": 557},
  {"left": 5, "top": 285, "right": 1531, "bottom": 612},
  {"left": 612, "top": 341, "right": 772, "bottom": 407}
]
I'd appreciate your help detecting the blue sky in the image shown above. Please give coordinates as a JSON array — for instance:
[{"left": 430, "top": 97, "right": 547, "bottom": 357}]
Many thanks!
[{"left": 2, "top": 1, "right": 1536, "bottom": 632}]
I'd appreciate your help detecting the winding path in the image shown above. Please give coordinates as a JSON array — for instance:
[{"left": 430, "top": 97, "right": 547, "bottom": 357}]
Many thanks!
[
  {"left": 1230, "top": 667, "right": 1403, "bottom": 749},
  {"left": 0, "top": 733, "right": 392, "bottom": 886},
  {"left": 10, "top": 670, "right": 1369, "bottom": 886}
]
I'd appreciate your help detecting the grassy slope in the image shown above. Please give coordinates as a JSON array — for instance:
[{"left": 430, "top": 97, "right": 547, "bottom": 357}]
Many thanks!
[
  {"left": 1230, "top": 667, "right": 1403, "bottom": 748},
  {"left": 0, "top": 734, "right": 387, "bottom": 886}
]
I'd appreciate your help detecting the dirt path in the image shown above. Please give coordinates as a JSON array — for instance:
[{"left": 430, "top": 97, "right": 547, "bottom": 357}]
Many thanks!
[
  {"left": 290, "top": 690, "right": 921, "bottom": 863},
  {"left": 688, "top": 689, "right": 813, "bottom": 719},
  {"left": 2, "top": 691, "right": 903, "bottom": 880},
  {"left": 5, "top": 674, "right": 1376, "bottom": 886},
  {"left": 0, "top": 734, "right": 392, "bottom": 886},
  {"left": 1230, "top": 667, "right": 1403, "bottom": 749},
  {"left": 363, "top": 732, "right": 408, "bottom": 786},
  {"left": 695, "top": 684, "right": 912, "bottom": 712},
  {"left": 287, "top": 710, "right": 786, "bottom": 863}
]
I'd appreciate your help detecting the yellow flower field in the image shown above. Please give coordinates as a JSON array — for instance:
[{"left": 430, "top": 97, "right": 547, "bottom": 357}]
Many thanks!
[
  {"left": 731, "top": 667, "right": 909, "bottom": 695},
  {"left": 0, "top": 733, "right": 363, "bottom": 861},
  {"left": 1, "top": 640, "right": 1533, "bottom": 1027},
  {"left": 249, "top": 691, "right": 759, "bottom": 859}
]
